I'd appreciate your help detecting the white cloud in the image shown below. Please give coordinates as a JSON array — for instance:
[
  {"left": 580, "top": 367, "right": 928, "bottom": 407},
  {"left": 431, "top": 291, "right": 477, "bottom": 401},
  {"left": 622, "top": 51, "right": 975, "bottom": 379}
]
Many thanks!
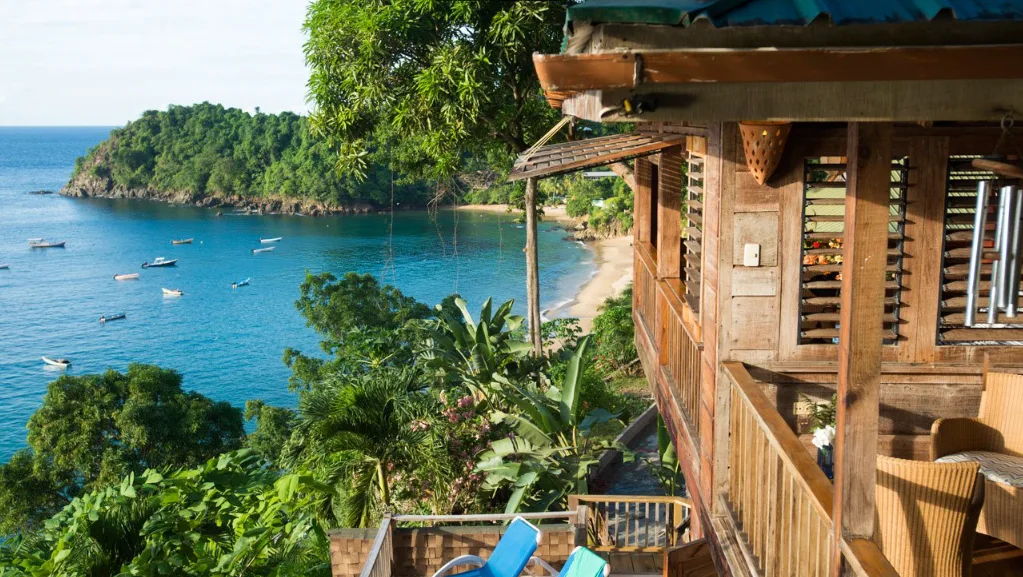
[{"left": 0, "top": 0, "right": 310, "bottom": 125}]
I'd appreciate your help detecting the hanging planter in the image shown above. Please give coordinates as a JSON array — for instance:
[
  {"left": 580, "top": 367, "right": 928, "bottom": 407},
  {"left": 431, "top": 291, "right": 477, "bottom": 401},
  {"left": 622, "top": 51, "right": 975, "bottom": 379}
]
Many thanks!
[{"left": 739, "top": 121, "right": 792, "bottom": 185}]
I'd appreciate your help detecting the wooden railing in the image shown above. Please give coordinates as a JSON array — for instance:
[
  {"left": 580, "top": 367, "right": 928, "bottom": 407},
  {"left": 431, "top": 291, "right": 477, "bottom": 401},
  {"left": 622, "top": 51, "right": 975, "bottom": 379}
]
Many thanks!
[
  {"left": 657, "top": 282, "right": 703, "bottom": 433},
  {"left": 570, "top": 495, "right": 692, "bottom": 551},
  {"left": 359, "top": 513, "right": 393, "bottom": 577},
  {"left": 635, "top": 244, "right": 658, "bottom": 334},
  {"left": 722, "top": 362, "right": 899, "bottom": 577}
]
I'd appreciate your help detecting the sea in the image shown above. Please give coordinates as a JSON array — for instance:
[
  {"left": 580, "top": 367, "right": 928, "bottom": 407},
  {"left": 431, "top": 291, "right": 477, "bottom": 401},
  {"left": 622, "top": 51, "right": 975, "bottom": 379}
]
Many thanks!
[{"left": 0, "top": 126, "right": 594, "bottom": 460}]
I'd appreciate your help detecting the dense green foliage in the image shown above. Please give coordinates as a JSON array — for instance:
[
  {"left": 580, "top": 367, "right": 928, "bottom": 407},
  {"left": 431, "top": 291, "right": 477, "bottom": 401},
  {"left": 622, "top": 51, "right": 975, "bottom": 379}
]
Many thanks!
[
  {"left": 591, "top": 286, "right": 637, "bottom": 375},
  {"left": 0, "top": 274, "right": 646, "bottom": 573},
  {"left": 304, "top": 0, "right": 567, "bottom": 181},
  {"left": 72, "top": 103, "right": 432, "bottom": 206},
  {"left": 0, "top": 452, "right": 330, "bottom": 577},
  {"left": 0, "top": 365, "right": 243, "bottom": 534}
]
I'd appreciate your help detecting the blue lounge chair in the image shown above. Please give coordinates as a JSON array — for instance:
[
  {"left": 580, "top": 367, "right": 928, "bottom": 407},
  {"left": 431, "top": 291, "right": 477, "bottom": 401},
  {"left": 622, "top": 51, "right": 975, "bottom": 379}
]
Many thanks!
[
  {"left": 532, "top": 546, "right": 610, "bottom": 577},
  {"left": 431, "top": 516, "right": 543, "bottom": 577}
]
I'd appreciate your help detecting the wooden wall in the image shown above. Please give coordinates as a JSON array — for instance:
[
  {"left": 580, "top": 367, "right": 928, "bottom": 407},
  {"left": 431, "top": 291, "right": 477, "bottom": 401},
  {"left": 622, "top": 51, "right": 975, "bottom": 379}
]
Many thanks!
[{"left": 713, "top": 123, "right": 1023, "bottom": 366}]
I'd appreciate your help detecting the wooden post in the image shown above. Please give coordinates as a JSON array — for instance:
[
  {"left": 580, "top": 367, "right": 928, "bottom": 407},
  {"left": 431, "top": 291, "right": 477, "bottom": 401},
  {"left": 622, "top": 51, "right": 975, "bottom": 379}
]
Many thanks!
[
  {"left": 831, "top": 122, "right": 892, "bottom": 574},
  {"left": 524, "top": 177, "right": 542, "bottom": 355},
  {"left": 636, "top": 157, "right": 654, "bottom": 244},
  {"left": 657, "top": 146, "right": 683, "bottom": 279}
]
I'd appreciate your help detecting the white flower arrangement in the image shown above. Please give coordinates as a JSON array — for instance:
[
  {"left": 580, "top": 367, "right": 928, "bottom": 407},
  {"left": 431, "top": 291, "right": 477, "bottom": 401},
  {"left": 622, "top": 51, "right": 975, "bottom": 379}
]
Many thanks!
[{"left": 811, "top": 425, "right": 836, "bottom": 450}]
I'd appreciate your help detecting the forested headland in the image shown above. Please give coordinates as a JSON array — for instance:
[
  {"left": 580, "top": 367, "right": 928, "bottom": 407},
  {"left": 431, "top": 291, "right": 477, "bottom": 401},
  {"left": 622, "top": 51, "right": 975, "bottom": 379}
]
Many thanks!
[{"left": 60, "top": 103, "right": 444, "bottom": 215}]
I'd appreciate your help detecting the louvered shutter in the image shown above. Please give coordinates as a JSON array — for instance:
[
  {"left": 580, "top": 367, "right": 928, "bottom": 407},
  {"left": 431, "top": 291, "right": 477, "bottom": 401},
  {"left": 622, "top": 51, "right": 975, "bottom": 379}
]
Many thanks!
[
  {"left": 683, "top": 151, "right": 704, "bottom": 313},
  {"left": 938, "top": 156, "right": 1023, "bottom": 344},
  {"left": 798, "top": 157, "right": 908, "bottom": 344}
]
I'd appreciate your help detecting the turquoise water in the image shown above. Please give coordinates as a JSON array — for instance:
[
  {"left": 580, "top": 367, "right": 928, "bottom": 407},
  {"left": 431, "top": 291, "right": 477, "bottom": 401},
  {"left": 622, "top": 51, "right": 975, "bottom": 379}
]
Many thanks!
[{"left": 0, "top": 127, "right": 594, "bottom": 459}]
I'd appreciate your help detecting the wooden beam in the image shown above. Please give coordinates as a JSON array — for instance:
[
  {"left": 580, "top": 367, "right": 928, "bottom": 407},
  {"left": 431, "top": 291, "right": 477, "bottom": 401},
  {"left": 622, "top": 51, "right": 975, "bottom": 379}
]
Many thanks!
[
  {"left": 561, "top": 79, "right": 1023, "bottom": 123},
  {"left": 535, "top": 45, "right": 1023, "bottom": 91},
  {"left": 832, "top": 122, "right": 892, "bottom": 574},
  {"left": 657, "top": 146, "right": 683, "bottom": 279},
  {"left": 636, "top": 157, "right": 654, "bottom": 244}
]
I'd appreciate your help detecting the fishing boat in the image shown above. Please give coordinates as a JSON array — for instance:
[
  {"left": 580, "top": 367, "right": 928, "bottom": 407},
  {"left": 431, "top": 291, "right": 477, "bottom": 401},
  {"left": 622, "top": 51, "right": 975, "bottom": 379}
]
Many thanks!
[
  {"left": 259, "top": 237, "right": 282, "bottom": 243},
  {"left": 114, "top": 273, "right": 140, "bottom": 281},
  {"left": 162, "top": 288, "right": 183, "bottom": 297},
  {"left": 28, "top": 239, "right": 66, "bottom": 248},
  {"left": 171, "top": 238, "right": 194, "bottom": 245},
  {"left": 41, "top": 356, "right": 71, "bottom": 368},
  {"left": 142, "top": 257, "right": 178, "bottom": 268},
  {"left": 252, "top": 247, "right": 275, "bottom": 254},
  {"left": 232, "top": 278, "right": 251, "bottom": 289},
  {"left": 99, "top": 313, "right": 126, "bottom": 323}
]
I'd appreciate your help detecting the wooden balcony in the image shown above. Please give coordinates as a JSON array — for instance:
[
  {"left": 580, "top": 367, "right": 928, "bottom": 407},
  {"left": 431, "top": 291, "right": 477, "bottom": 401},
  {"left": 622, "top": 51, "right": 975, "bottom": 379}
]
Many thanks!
[{"left": 333, "top": 496, "right": 708, "bottom": 577}]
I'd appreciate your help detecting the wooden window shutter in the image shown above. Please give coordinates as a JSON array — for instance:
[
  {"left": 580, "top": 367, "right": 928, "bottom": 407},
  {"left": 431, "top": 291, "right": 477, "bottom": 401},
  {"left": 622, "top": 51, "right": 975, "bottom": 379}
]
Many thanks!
[
  {"left": 938, "top": 156, "right": 1023, "bottom": 344},
  {"left": 798, "top": 157, "right": 908, "bottom": 345},
  {"left": 683, "top": 151, "right": 703, "bottom": 314}
]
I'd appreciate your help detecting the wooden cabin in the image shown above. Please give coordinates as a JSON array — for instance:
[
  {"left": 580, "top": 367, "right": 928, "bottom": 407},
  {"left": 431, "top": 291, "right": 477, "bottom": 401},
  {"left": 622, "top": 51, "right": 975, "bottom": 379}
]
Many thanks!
[{"left": 518, "top": 1, "right": 1023, "bottom": 576}]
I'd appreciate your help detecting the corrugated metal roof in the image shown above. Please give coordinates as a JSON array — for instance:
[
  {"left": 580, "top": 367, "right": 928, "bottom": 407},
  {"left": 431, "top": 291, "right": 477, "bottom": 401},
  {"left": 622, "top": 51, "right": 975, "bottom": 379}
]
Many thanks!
[{"left": 567, "top": 0, "right": 1023, "bottom": 27}]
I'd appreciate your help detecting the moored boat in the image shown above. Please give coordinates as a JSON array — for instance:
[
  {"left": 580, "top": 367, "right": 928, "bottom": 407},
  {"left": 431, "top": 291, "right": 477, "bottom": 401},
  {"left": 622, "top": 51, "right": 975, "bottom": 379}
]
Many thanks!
[
  {"left": 252, "top": 247, "right": 275, "bottom": 254},
  {"left": 162, "top": 288, "right": 183, "bottom": 297},
  {"left": 171, "top": 238, "right": 194, "bottom": 245},
  {"left": 99, "top": 313, "right": 126, "bottom": 323},
  {"left": 114, "top": 273, "right": 140, "bottom": 281},
  {"left": 41, "top": 356, "right": 71, "bottom": 368},
  {"left": 0, "top": 264, "right": 8, "bottom": 270},
  {"left": 142, "top": 257, "right": 178, "bottom": 268},
  {"left": 29, "top": 240, "right": 66, "bottom": 248},
  {"left": 259, "top": 237, "right": 282, "bottom": 243},
  {"left": 232, "top": 278, "right": 251, "bottom": 288}
]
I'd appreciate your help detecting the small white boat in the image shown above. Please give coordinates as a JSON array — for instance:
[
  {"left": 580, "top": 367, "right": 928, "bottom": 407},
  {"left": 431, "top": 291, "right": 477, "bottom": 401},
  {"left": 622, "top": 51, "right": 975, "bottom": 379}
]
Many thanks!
[
  {"left": 41, "top": 356, "right": 71, "bottom": 368},
  {"left": 171, "top": 238, "right": 194, "bottom": 245},
  {"left": 259, "top": 237, "right": 282, "bottom": 243},
  {"left": 99, "top": 313, "right": 126, "bottom": 323},
  {"left": 252, "top": 247, "right": 275, "bottom": 254},
  {"left": 162, "top": 288, "right": 183, "bottom": 297},
  {"left": 29, "top": 240, "right": 66, "bottom": 248},
  {"left": 232, "top": 278, "right": 251, "bottom": 289},
  {"left": 114, "top": 273, "right": 140, "bottom": 281},
  {"left": 142, "top": 257, "right": 178, "bottom": 268},
  {"left": 0, "top": 264, "right": 8, "bottom": 270}
]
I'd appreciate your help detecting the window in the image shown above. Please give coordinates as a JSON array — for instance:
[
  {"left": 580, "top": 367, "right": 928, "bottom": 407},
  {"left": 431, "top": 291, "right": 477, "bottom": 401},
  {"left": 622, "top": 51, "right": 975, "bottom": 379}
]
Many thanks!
[
  {"left": 683, "top": 151, "right": 703, "bottom": 313},
  {"left": 937, "top": 156, "right": 1023, "bottom": 344},
  {"left": 798, "top": 157, "right": 908, "bottom": 345}
]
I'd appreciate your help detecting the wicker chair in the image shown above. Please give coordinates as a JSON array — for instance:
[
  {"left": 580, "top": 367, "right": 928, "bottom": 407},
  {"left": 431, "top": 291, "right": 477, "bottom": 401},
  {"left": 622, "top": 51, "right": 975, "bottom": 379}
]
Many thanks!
[
  {"left": 874, "top": 456, "right": 984, "bottom": 577},
  {"left": 931, "top": 370, "right": 1023, "bottom": 549}
]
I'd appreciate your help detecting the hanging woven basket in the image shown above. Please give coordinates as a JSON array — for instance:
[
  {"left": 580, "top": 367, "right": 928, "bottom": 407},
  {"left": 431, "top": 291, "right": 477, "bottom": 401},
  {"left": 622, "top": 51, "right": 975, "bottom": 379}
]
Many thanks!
[{"left": 739, "top": 121, "right": 792, "bottom": 185}]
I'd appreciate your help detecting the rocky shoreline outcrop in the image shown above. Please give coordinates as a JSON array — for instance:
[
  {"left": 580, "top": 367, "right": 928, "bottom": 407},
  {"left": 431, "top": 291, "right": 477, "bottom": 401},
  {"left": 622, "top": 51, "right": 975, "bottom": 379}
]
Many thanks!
[{"left": 60, "top": 174, "right": 375, "bottom": 217}]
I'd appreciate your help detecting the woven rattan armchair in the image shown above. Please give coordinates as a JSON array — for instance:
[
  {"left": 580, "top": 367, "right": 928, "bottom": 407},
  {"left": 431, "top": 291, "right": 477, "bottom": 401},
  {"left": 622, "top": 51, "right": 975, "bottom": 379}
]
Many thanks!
[
  {"left": 874, "top": 456, "right": 984, "bottom": 577},
  {"left": 931, "top": 370, "right": 1023, "bottom": 549}
]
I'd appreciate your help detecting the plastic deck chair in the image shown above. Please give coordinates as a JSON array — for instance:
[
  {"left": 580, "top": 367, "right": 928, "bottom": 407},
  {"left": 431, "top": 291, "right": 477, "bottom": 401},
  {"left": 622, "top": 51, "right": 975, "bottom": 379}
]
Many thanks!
[
  {"left": 532, "top": 547, "right": 610, "bottom": 577},
  {"left": 431, "top": 516, "right": 543, "bottom": 577}
]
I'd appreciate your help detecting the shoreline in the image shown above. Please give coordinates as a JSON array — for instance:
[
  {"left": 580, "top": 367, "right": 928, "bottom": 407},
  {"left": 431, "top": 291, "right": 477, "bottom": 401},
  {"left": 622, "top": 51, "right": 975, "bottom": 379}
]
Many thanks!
[
  {"left": 544, "top": 235, "right": 634, "bottom": 334},
  {"left": 455, "top": 203, "right": 580, "bottom": 226}
]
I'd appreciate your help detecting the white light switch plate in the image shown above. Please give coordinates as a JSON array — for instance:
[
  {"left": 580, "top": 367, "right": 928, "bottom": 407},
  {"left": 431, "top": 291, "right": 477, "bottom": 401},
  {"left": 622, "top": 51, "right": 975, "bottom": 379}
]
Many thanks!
[{"left": 743, "top": 243, "right": 761, "bottom": 267}]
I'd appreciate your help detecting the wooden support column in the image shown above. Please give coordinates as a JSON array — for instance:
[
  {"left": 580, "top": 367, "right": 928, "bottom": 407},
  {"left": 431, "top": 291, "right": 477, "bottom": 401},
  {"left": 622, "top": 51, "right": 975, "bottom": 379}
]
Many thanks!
[
  {"left": 831, "top": 122, "right": 892, "bottom": 574},
  {"left": 636, "top": 157, "right": 654, "bottom": 244},
  {"left": 657, "top": 146, "right": 683, "bottom": 279}
]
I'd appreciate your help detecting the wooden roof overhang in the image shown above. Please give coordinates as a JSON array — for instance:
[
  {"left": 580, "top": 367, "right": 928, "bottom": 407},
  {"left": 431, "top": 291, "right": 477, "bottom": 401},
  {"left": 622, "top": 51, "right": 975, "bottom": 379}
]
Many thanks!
[
  {"left": 507, "top": 132, "right": 685, "bottom": 181},
  {"left": 535, "top": 43, "right": 1023, "bottom": 122}
]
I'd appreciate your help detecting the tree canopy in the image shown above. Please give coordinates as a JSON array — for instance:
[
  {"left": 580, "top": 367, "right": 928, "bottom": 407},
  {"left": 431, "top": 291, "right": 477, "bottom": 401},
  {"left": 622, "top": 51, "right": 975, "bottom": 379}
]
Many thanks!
[
  {"left": 304, "top": 0, "right": 568, "bottom": 180},
  {"left": 0, "top": 364, "right": 244, "bottom": 533}
]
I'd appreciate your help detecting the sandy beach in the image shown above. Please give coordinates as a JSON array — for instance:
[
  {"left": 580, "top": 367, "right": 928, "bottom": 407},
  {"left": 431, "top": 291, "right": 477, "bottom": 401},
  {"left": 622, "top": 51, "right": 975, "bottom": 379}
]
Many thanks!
[{"left": 456, "top": 203, "right": 633, "bottom": 333}]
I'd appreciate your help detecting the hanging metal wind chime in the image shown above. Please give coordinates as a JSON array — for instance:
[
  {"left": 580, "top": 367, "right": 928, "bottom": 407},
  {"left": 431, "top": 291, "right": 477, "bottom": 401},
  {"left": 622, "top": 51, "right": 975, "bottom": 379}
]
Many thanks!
[{"left": 964, "top": 116, "right": 1023, "bottom": 327}]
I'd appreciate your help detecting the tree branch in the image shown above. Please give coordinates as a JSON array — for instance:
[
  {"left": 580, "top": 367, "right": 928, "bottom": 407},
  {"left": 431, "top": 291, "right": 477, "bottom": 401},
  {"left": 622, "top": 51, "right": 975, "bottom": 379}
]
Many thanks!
[{"left": 608, "top": 162, "right": 637, "bottom": 193}]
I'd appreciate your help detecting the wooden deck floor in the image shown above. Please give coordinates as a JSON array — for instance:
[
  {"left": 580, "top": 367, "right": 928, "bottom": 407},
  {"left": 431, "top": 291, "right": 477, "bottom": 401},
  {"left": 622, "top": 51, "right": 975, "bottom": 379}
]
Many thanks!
[{"left": 973, "top": 535, "right": 1023, "bottom": 577}]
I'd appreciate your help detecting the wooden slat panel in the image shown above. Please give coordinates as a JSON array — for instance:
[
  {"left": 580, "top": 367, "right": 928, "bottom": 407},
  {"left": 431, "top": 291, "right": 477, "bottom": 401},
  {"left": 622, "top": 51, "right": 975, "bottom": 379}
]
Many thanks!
[{"left": 508, "top": 132, "right": 686, "bottom": 181}]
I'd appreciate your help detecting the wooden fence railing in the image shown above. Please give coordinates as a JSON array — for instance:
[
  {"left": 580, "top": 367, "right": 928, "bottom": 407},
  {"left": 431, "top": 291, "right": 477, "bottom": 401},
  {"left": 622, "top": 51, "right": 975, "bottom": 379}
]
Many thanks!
[
  {"left": 359, "top": 513, "right": 393, "bottom": 577},
  {"left": 569, "top": 495, "right": 692, "bottom": 551},
  {"left": 635, "top": 244, "right": 658, "bottom": 334},
  {"left": 722, "top": 362, "right": 898, "bottom": 577},
  {"left": 657, "top": 283, "right": 702, "bottom": 433}
]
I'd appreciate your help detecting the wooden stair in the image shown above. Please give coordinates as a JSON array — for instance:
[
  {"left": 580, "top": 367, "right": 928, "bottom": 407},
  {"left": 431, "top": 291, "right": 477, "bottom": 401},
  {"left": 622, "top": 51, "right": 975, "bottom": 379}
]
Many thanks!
[{"left": 664, "top": 539, "right": 718, "bottom": 577}]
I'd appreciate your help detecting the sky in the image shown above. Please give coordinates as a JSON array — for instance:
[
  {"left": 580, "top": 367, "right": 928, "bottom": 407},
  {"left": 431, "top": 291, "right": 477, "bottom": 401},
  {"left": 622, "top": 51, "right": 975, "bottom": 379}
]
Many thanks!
[{"left": 0, "top": 0, "right": 310, "bottom": 126}]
